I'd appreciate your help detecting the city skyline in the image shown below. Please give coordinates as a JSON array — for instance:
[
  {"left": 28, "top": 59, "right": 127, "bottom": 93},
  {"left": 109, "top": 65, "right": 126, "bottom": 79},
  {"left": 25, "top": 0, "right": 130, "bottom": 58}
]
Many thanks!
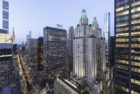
[{"left": 6, "top": 0, "right": 114, "bottom": 43}]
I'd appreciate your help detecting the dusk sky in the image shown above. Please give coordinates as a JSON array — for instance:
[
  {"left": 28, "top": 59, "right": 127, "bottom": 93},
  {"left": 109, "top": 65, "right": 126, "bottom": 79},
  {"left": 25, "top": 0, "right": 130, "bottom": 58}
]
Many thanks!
[{"left": 8, "top": 0, "right": 114, "bottom": 43}]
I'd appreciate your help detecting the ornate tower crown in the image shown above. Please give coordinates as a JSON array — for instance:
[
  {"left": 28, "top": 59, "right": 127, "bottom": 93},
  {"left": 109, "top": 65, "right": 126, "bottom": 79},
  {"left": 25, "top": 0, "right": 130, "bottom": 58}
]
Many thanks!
[
  {"left": 93, "top": 17, "right": 98, "bottom": 25},
  {"left": 80, "top": 9, "right": 88, "bottom": 25},
  {"left": 81, "top": 9, "right": 87, "bottom": 19}
]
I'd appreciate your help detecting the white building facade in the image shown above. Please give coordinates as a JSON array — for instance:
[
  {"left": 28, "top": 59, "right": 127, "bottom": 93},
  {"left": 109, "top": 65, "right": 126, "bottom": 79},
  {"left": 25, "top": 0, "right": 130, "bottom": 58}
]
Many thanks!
[{"left": 73, "top": 10, "right": 106, "bottom": 94}]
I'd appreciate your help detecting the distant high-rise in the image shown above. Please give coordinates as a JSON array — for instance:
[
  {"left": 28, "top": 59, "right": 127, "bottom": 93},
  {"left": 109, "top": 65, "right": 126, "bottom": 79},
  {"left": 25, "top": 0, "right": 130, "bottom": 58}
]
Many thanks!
[
  {"left": 104, "top": 12, "right": 110, "bottom": 65},
  {"left": 28, "top": 38, "right": 38, "bottom": 76},
  {"left": 68, "top": 26, "right": 74, "bottom": 74},
  {"left": 43, "top": 26, "right": 67, "bottom": 79},
  {"left": 37, "top": 37, "right": 43, "bottom": 71},
  {"left": 0, "top": 0, "right": 9, "bottom": 33},
  {"left": 115, "top": 0, "right": 140, "bottom": 93}
]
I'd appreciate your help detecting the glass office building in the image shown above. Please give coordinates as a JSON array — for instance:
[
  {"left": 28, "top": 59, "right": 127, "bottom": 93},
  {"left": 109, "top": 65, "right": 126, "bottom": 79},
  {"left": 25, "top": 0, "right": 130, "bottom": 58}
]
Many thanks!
[
  {"left": 2, "top": 0, "right": 9, "bottom": 33},
  {"left": 43, "top": 26, "right": 67, "bottom": 79},
  {"left": 115, "top": 0, "right": 140, "bottom": 93}
]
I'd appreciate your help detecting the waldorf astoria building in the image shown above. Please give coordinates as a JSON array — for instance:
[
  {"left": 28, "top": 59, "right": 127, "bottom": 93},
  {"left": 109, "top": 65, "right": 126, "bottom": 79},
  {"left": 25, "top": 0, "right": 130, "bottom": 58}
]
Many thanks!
[{"left": 115, "top": 0, "right": 140, "bottom": 94}]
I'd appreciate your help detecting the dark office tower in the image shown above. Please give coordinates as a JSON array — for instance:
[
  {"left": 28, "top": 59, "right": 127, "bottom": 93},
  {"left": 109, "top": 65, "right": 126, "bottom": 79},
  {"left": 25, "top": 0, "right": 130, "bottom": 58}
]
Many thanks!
[
  {"left": 68, "top": 26, "right": 74, "bottom": 74},
  {"left": 13, "top": 44, "right": 18, "bottom": 55},
  {"left": 43, "top": 26, "right": 67, "bottom": 79},
  {"left": 115, "top": 0, "right": 140, "bottom": 94},
  {"left": 2, "top": 0, "right": 9, "bottom": 33},
  {"left": 37, "top": 37, "right": 43, "bottom": 71},
  {"left": 110, "top": 36, "right": 115, "bottom": 67}
]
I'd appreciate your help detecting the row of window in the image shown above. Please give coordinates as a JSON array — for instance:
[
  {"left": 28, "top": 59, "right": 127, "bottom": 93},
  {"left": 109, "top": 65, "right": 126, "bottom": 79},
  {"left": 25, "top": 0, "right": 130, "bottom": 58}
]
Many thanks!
[
  {"left": 116, "top": 84, "right": 129, "bottom": 93},
  {"left": 116, "top": 0, "right": 140, "bottom": 12},
  {"left": 116, "top": 10, "right": 129, "bottom": 17},
  {"left": 131, "top": 67, "right": 140, "bottom": 73},
  {"left": 116, "top": 21, "right": 140, "bottom": 28},
  {"left": 116, "top": 64, "right": 129, "bottom": 71},
  {"left": 116, "top": 38, "right": 129, "bottom": 42},
  {"left": 116, "top": 44, "right": 140, "bottom": 48},
  {"left": 116, "top": 33, "right": 129, "bottom": 37},
  {"left": 116, "top": 7, "right": 140, "bottom": 17},
  {"left": 116, "top": 22, "right": 128, "bottom": 28},
  {"left": 116, "top": 44, "right": 129, "bottom": 47},
  {"left": 116, "top": 27, "right": 129, "bottom": 32},
  {"left": 116, "top": 4, "right": 129, "bottom": 12},
  {"left": 131, "top": 55, "right": 140, "bottom": 61},
  {"left": 116, "top": 0, "right": 129, "bottom": 7},
  {"left": 116, "top": 27, "right": 140, "bottom": 37},
  {"left": 131, "top": 61, "right": 140, "bottom": 67},
  {"left": 116, "top": 15, "right": 129, "bottom": 22},
  {"left": 116, "top": 59, "right": 140, "bottom": 67},
  {"left": 116, "top": 59, "right": 129, "bottom": 65}
]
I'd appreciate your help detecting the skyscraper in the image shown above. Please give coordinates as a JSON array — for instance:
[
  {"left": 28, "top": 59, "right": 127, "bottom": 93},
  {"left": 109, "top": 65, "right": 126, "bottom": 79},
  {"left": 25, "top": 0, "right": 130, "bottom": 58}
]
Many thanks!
[
  {"left": 37, "top": 37, "right": 43, "bottom": 71},
  {"left": 115, "top": 0, "right": 140, "bottom": 93},
  {"left": 68, "top": 26, "right": 74, "bottom": 74},
  {"left": 0, "top": 0, "right": 15, "bottom": 88},
  {"left": 28, "top": 38, "right": 38, "bottom": 77},
  {"left": 104, "top": 12, "right": 111, "bottom": 65},
  {"left": 73, "top": 9, "right": 88, "bottom": 78},
  {"left": 73, "top": 9, "right": 106, "bottom": 94},
  {"left": 43, "top": 26, "right": 67, "bottom": 79},
  {"left": 0, "top": 0, "right": 9, "bottom": 33}
]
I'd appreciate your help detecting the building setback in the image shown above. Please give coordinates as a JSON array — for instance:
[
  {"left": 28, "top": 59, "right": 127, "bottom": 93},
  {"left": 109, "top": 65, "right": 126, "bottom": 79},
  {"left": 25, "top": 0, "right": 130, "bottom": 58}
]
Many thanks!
[
  {"left": 43, "top": 26, "right": 67, "bottom": 79},
  {"left": 115, "top": 0, "right": 140, "bottom": 93}
]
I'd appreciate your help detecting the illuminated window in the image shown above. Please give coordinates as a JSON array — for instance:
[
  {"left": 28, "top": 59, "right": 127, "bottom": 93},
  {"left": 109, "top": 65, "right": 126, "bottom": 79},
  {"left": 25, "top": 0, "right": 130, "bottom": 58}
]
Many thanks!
[
  {"left": 131, "top": 19, "right": 140, "bottom": 24},
  {"left": 116, "top": 38, "right": 129, "bottom": 42},
  {"left": 131, "top": 1, "right": 140, "bottom": 7},
  {"left": 116, "top": 5, "right": 129, "bottom": 12},
  {"left": 131, "top": 56, "right": 140, "bottom": 61},
  {"left": 116, "top": 22, "right": 128, "bottom": 27},
  {"left": 131, "top": 67, "right": 140, "bottom": 73},
  {"left": 116, "top": 33, "right": 129, "bottom": 37},
  {"left": 116, "top": 10, "right": 129, "bottom": 17},
  {"left": 131, "top": 26, "right": 140, "bottom": 30},
  {"left": 131, "top": 44, "right": 140, "bottom": 48},
  {"left": 116, "top": 27, "right": 129, "bottom": 32},
  {"left": 132, "top": 13, "right": 140, "bottom": 19},
  {"left": 116, "top": 44, "right": 129, "bottom": 47},
  {"left": 116, "top": 59, "right": 129, "bottom": 65},
  {"left": 131, "top": 38, "right": 140, "bottom": 42},
  {"left": 131, "top": 7, "right": 140, "bottom": 13},
  {"left": 131, "top": 61, "right": 140, "bottom": 67},
  {"left": 116, "top": 65, "right": 129, "bottom": 71}
]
